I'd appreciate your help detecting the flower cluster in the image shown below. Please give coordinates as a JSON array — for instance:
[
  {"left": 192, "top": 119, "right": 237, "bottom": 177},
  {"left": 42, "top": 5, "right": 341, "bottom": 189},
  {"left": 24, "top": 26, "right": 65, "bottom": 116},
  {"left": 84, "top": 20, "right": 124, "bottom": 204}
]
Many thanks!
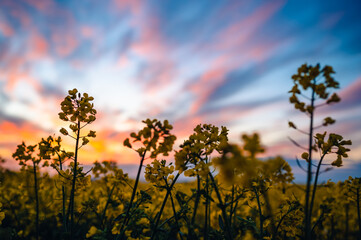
[
  {"left": 300, "top": 132, "right": 352, "bottom": 167},
  {"left": 123, "top": 119, "right": 176, "bottom": 158},
  {"left": 0, "top": 202, "right": 4, "bottom": 225},
  {"left": 58, "top": 88, "right": 97, "bottom": 146},
  {"left": 12, "top": 142, "right": 37, "bottom": 165},
  {"left": 289, "top": 64, "right": 340, "bottom": 113},
  {"left": 175, "top": 124, "right": 228, "bottom": 175},
  {"left": 92, "top": 160, "right": 128, "bottom": 185},
  {"left": 144, "top": 160, "right": 174, "bottom": 185},
  {"left": 58, "top": 88, "right": 96, "bottom": 123}
]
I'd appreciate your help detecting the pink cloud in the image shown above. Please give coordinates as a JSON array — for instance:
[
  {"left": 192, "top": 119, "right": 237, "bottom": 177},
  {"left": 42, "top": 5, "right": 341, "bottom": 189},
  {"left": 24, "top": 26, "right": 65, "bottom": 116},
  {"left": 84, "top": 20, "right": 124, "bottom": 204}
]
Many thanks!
[
  {"left": 189, "top": 66, "right": 229, "bottom": 114},
  {"left": 207, "top": 1, "right": 284, "bottom": 53},
  {"left": 173, "top": 116, "right": 204, "bottom": 140},
  {"left": 113, "top": 0, "right": 143, "bottom": 15},
  {"left": 0, "top": 20, "right": 14, "bottom": 37},
  {"left": 181, "top": 1, "right": 285, "bottom": 115},
  {"left": 52, "top": 32, "right": 79, "bottom": 57},
  {"left": 23, "top": 0, "right": 54, "bottom": 13},
  {"left": 5, "top": 72, "right": 43, "bottom": 95},
  {"left": 339, "top": 77, "right": 361, "bottom": 106},
  {"left": 131, "top": 17, "right": 169, "bottom": 61},
  {"left": 81, "top": 26, "right": 95, "bottom": 38},
  {"left": 28, "top": 32, "right": 49, "bottom": 59},
  {"left": 0, "top": 121, "right": 48, "bottom": 161}
]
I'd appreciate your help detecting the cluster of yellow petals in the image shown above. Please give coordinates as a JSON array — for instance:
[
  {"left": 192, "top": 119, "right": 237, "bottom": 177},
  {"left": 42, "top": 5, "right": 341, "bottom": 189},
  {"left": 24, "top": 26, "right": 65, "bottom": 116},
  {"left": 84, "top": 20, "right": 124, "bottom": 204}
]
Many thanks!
[{"left": 144, "top": 160, "right": 174, "bottom": 185}]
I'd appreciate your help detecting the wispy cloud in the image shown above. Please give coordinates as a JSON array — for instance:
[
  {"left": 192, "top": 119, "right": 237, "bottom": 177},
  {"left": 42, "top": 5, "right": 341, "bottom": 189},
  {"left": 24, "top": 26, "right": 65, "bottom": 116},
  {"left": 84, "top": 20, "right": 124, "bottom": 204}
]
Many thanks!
[{"left": 0, "top": 0, "right": 361, "bottom": 179}]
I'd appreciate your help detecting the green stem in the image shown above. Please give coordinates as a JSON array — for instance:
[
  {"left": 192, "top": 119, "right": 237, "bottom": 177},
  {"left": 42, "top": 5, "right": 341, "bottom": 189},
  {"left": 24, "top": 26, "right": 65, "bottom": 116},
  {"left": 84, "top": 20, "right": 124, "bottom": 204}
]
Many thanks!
[
  {"left": 230, "top": 184, "right": 234, "bottom": 226},
  {"left": 191, "top": 174, "right": 201, "bottom": 225},
  {"left": 118, "top": 150, "right": 147, "bottom": 240},
  {"left": 309, "top": 153, "right": 327, "bottom": 231},
  {"left": 101, "top": 184, "right": 116, "bottom": 229},
  {"left": 345, "top": 203, "right": 349, "bottom": 240},
  {"left": 151, "top": 170, "right": 184, "bottom": 240},
  {"left": 357, "top": 188, "right": 361, "bottom": 240},
  {"left": 68, "top": 120, "right": 81, "bottom": 240},
  {"left": 57, "top": 152, "right": 67, "bottom": 233},
  {"left": 164, "top": 178, "right": 184, "bottom": 240},
  {"left": 254, "top": 187, "right": 263, "bottom": 240},
  {"left": 208, "top": 172, "right": 232, "bottom": 240},
  {"left": 305, "top": 80, "right": 316, "bottom": 240},
  {"left": 274, "top": 205, "right": 296, "bottom": 239},
  {"left": 204, "top": 174, "right": 209, "bottom": 240},
  {"left": 33, "top": 162, "right": 39, "bottom": 240},
  {"left": 264, "top": 191, "right": 276, "bottom": 238}
]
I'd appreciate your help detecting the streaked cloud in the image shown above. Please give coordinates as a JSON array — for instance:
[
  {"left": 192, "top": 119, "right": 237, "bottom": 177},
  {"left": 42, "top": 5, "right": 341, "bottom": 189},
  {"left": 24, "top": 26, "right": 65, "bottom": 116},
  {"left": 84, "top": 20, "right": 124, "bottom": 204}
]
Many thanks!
[{"left": 0, "top": 0, "right": 360, "bottom": 180}]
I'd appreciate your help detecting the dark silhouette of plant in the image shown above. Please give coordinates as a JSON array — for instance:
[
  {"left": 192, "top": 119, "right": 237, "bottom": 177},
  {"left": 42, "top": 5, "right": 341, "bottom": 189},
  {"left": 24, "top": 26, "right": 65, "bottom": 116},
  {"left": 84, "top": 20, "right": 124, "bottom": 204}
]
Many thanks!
[
  {"left": 175, "top": 124, "right": 230, "bottom": 240},
  {"left": 344, "top": 177, "right": 361, "bottom": 239},
  {"left": 288, "top": 63, "right": 351, "bottom": 239},
  {"left": 213, "top": 133, "right": 294, "bottom": 239},
  {"left": 37, "top": 135, "right": 73, "bottom": 233},
  {"left": 13, "top": 142, "right": 42, "bottom": 240},
  {"left": 58, "top": 88, "right": 97, "bottom": 239},
  {"left": 116, "top": 119, "right": 176, "bottom": 240}
]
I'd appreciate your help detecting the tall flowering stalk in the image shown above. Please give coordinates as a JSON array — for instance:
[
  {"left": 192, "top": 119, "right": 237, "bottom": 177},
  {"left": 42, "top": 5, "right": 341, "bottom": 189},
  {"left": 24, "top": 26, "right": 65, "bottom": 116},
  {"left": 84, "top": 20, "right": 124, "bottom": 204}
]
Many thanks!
[
  {"left": 144, "top": 159, "right": 183, "bottom": 240},
  {"left": 288, "top": 64, "right": 351, "bottom": 239},
  {"left": 58, "top": 88, "right": 97, "bottom": 239},
  {"left": 117, "top": 119, "right": 176, "bottom": 240},
  {"left": 213, "top": 133, "right": 294, "bottom": 239},
  {"left": 38, "top": 135, "right": 74, "bottom": 233},
  {"left": 175, "top": 124, "right": 230, "bottom": 239},
  {"left": 13, "top": 143, "right": 41, "bottom": 240}
]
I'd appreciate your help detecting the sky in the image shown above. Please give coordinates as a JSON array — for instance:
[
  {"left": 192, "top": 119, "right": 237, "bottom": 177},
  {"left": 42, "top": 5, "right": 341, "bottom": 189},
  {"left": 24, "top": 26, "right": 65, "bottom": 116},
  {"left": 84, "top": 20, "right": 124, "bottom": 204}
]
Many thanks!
[{"left": 0, "top": 0, "right": 361, "bottom": 181}]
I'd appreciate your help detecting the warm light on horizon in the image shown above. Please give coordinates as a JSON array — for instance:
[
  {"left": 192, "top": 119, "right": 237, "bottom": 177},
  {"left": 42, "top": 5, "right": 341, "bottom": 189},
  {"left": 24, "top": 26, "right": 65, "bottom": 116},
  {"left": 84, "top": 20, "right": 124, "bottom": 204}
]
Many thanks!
[{"left": 0, "top": 0, "right": 360, "bottom": 181}]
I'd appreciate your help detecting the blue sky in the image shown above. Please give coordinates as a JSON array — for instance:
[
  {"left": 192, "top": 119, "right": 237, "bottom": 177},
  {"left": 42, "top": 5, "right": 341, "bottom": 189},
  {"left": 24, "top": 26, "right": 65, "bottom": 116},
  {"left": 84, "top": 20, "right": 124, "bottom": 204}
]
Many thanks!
[{"left": 0, "top": 0, "right": 360, "bottom": 181}]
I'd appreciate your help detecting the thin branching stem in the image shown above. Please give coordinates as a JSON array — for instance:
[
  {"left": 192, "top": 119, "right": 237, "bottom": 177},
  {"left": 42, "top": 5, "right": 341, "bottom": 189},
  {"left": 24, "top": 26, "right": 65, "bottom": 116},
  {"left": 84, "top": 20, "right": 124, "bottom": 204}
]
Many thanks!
[
  {"left": 204, "top": 173, "right": 209, "bottom": 240},
  {"left": 357, "top": 187, "right": 361, "bottom": 240},
  {"left": 164, "top": 178, "right": 184, "bottom": 240},
  {"left": 309, "top": 152, "right": 328, "bottom": 219},
  {"left": 68, "top": 119, "right": 81, "bottom": 240},
  {"left": 151, "top": 159, "right": 191, "bottom": 240},
  {"left": 118, "top": 150, "right": 147, "bottom": 240},
  {"left": 208, "top": 171, "right": 233, "bottom": 240},
  {"left": 32, "top": 162, "right": 40, "bottom": 240},
  {"left": 253, "top": 187, "right": 263, "bottom": 240},
  {"left": 101, "top": 184, "right": 116, "bottom": 229},
  {"left": 191, "top": 174, "right": 201, "bottom": 225},
  {"left": 305, "top": 79, "right": 316, "bottom": 240}
]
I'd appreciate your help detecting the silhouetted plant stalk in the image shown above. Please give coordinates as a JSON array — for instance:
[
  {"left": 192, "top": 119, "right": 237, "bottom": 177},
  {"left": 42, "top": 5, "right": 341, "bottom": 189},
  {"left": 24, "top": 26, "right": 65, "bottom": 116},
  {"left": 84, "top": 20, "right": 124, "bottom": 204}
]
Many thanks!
[
  {"left": 118, "top": 149, "right": 147, "bottom": 238},
  {"left": 91, "top": 160, "right": 129, "bottom": 231},
  {"left": 13, "top": 143, "right": 41, "bottom": 240},
  {"left": 204, "top": 161, "right": 210, "bottom": 240},
  {"left": 68, "top": 119, "right": 80, "bottom": 239},
  {"left": 304, "top": 77, "right": 316, "bottom": 240},
  {"left": 253, "top": 186, "right": 263, "bottom": 240},
  {"left": 191, "top": 174, "right": 201, "bottom": 226},
  {"left": 32, "top": 162, "right": 40, "bottom": 240},
  {"left": 58, "top": 88, "right": 97, "bottom": 239},
  {"left": 118, "top": 119, "right": 176, "bottom": 240},
  {"left": 208, "top": 171, "right": 233, "bottom": 240},
  {"left": 38, "top": 135, "right": 74, "bottom": 234},
  {"left": 288, "top": 63, "right": 351, "bottom": 239},
  {"left": 174, "top": 124, "right": 231, "bottom": 239},
  {"left": 345, "top": 177, "right": 361, "bottom": 239},
  {"left": 150, "top": 161, "right": 189, "bottom": 240},
  {"left": 357, "top": 187, "right": 361, "bottom": 240},
  {"left": 163, "top": 178, "right": 184, "bottom": 240},
  {"left": 56, "top": 151, "right": 67, "bottom": 233}
]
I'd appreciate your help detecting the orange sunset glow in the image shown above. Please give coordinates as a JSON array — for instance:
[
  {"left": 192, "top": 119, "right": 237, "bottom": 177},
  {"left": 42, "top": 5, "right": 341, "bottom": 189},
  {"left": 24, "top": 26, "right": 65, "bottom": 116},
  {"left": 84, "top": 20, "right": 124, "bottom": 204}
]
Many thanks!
[{"left": 0, "top": 0, "right": 361, "bottom": 182}]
